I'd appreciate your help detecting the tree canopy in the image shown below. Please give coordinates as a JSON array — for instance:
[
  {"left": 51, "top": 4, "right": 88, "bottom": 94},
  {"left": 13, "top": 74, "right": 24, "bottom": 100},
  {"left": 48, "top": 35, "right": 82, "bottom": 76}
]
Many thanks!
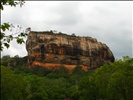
[{"left": 1, "top": 55, "right": 133, "bottom": 100}]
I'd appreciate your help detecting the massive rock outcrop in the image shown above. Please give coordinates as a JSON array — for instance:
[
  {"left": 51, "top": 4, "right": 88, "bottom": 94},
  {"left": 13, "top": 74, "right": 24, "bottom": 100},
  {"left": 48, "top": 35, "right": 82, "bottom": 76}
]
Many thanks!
[{"left": 26, "top": 31, "right": 114, "bottom": 72}]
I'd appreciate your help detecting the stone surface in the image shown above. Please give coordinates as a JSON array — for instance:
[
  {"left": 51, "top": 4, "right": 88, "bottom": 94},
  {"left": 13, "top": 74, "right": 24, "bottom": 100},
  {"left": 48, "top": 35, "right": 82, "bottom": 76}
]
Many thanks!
[{"left": 26, "top": 31, "right": 115, "bottom": 72}]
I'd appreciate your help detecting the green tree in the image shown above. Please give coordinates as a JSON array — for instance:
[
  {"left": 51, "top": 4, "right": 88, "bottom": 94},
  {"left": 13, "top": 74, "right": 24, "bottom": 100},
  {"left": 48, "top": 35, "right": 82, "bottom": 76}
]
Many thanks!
[
  {"left": 1, "top": 66, "right": 28, "bottom": 100},
  {"left": 0, "top": 0, "right": 29, "bottom": 51},
  {"left": 0, "top": 0, "right": 25, "bottom": 10},
  {"left": 78, "top": 56, "right": 133, "bottom": 100},
  {"left": 79, "top": 75, "right": 98, "bottom": 100},
  {"left": 1, "top": 55, "right": 11, "bottom": 66},
  {"left": 108, "top": 58, "right": 133, "bottom": 100},
  {"left": 1, "top": 55, "right": 26, "bottom": 68},
  {"left": 73, "top": 65, "right": 85, "bottom": 75},
  {"left": 42, "top": 77, "right": 67, "bottom": 99},
  {"left": 32, "top": 66, "right": 51, "bottom": 77},
  {"left": 93, "top": 63, "right": 114, "bottom": 99},
  {"left": 24, "top": 75, "right": 48, "bottom": 100},
  {"left": 71, "top": 33, "right": 76, "bottom": 36}
]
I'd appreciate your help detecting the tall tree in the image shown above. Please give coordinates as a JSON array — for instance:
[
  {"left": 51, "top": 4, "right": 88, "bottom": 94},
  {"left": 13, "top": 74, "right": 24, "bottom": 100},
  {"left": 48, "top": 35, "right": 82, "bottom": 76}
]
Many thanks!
[{"left": 108, "top": 58, "right": 133, "bottom": 100}]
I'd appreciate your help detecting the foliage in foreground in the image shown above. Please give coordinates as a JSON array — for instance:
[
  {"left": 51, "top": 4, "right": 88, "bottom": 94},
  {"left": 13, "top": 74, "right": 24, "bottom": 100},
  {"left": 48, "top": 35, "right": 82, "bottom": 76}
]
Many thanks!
[
  {"left": 0, "top": 0, "right": 29, "bottom": 51},
  {"left": 1, "top": 56, "right": 133, "bottom": 100}
]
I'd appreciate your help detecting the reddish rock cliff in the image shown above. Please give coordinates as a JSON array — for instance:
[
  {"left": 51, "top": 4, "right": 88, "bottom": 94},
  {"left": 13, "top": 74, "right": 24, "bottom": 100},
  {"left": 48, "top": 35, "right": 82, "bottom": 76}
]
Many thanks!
[{"left": 26, "top": 31, "right": 114, "bottom": 72}]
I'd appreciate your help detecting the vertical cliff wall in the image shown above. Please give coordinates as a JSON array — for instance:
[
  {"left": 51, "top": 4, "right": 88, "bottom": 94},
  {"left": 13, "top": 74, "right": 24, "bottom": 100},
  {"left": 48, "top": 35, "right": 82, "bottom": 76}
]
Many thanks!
[{"left": 26, "top": 31, "right": 114, "bottom": 72}]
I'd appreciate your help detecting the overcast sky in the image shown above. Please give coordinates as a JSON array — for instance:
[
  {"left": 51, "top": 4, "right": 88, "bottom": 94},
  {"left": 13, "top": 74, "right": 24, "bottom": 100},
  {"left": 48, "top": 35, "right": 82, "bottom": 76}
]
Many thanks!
[{"left": 1, "top": 1, "right": 133, "bottom": 59}]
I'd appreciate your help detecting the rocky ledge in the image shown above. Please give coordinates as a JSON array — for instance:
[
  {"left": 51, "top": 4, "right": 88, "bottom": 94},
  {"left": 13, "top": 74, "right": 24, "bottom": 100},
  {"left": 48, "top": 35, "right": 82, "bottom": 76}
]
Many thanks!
[{"left": 26, "top": 31, "right": 115, "bottom": 72}]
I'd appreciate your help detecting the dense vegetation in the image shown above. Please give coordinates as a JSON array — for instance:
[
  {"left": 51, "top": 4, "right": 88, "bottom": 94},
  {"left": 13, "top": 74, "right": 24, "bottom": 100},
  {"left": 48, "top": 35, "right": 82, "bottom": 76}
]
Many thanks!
[{"left": 1, "top": 55, "right": 133, "bottom": 100}]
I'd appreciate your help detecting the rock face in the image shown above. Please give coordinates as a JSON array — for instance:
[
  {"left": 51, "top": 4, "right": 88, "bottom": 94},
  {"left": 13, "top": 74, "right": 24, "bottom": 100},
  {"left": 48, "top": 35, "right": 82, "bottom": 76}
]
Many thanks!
[{"left": 26, "top": 31, "right": 114, "bottom": 72}]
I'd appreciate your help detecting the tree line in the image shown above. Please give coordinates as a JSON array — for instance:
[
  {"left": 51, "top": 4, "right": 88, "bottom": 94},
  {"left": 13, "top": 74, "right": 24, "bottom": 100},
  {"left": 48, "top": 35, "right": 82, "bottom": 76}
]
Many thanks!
[{"left": 1, "top": 55, "right": 133, "bottom": 100}]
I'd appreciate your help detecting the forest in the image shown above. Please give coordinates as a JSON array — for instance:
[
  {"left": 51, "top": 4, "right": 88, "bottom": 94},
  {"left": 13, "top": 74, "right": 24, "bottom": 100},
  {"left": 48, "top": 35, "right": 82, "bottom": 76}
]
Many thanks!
[{"left": 1, "top": 55, "right": 133, "bottom": 100}]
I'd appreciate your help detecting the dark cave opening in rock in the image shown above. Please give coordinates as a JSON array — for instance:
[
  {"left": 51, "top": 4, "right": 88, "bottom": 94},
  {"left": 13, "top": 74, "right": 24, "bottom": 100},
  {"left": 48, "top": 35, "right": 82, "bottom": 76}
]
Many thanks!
[
  {"left": 73, "top": 43, "right": 79, "bottom": 56},
  {"left": 41, "top": 45, "right": 45, "bottom": 61}
]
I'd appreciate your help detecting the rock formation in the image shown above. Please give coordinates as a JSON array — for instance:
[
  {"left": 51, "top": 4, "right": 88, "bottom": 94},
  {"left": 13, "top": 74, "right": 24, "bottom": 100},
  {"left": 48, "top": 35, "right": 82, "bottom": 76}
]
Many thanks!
[{"left": 26, "top": 31, "right": 114, "bottom": 72}]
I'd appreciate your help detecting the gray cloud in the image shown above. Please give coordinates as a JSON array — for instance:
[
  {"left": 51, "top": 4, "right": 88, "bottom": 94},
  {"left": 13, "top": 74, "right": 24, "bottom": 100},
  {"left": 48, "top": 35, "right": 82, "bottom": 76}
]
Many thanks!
[
  {"left": 1, "top": 1, "right": 132, "bottom": 59},
  {"left": 44, "top": 2, "right": 81, "bottom": 26}
]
